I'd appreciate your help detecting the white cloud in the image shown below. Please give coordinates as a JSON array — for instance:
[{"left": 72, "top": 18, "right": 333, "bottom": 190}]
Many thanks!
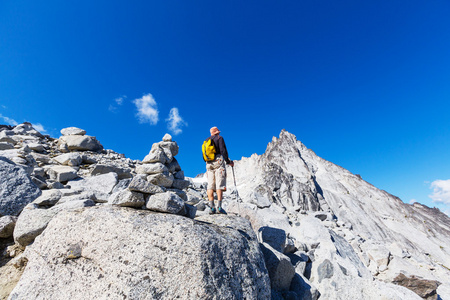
[
  {"left": 108, "top": 105, "right": 118, "bottom": 113},
  {"left": 115, "top": 97, "right": 125, "bottom": 105},
  {"left": 409, "top": 199, "right": 417, "bottom": 204},
  {"left": 109, "top": 96, "right": 126, "bottom": 113},
  {"left": 166, "top": 107, "right": 187, "bottom": 135},
  {"left": 32, "top": 123, "right": 46, "bottom": 133},
  {"left": 0, "top": 113, "right": 19, "bottom": 126},
  {"left": 133, "top": 94, "right": 159, "bottom": 125},
  {"left": 429, "top": 179, "right": 450, "bottom": 205}
]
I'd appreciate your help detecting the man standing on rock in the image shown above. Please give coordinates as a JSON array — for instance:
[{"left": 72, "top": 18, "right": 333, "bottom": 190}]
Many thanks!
[{"left": 206, "top": 126, "right": 234, "bottom": 214}]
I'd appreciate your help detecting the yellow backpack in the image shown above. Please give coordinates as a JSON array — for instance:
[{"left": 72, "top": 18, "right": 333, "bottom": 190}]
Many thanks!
[{"left": 202, "top": 137, "right": 216, "bottom": 162}]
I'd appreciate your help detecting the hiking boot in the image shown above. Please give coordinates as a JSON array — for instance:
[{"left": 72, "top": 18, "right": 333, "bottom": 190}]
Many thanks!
[
  {"left": 217, "top": 207, "right": 227, "bottom": 215},
  {"left": 210, "top": 207, "right": 217, "bottom": 214}
]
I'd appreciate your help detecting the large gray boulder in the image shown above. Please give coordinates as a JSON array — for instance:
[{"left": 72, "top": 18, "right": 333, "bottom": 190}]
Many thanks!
[
  {"left": 108, "top": 190, "right": 145, "bottom": 208},
  {"left": 53, "top": 153, "right": 83, "bottom": 166},
  {"left": 59, "top": 135, "right": 103, "bottom": 152},
  {"left": 0, "top": 157, "right": 41, "bottom": 216},
  {"left": 147, "top": 172, "right": 174, "bottom": 188},
  {"left": 128, "top": 175, "right": 165, "bottom": 194},
  {"left": 13, "top": 204, "right": 58, "bottom": 247},
  {"left": 142, "top": 146, "right": 167, "bottom": 164},
  {"left": 258, "top": 226, "right": 287, "bottom": 253},
  {"left": 32, "top": 189, "right": 63, "bottom": 206},
  {"left": 60, "top": 127, "right": 86, "bottom": 136},
  {"left": 9, "top": 206, "right": 271, "bottom": 299},
  {"left": 260, "top": 242, "right": 296, "bottom": 291},
  {"left": 90, "top": 164, "right": 132, "bottom": 179},
  {"left": 146, "top": 191, "right": 185, "bottom": 214},
  {"left": 0, "top": 215, "right": 18, "bottom": 238},
  {"left": 172, "top": 179, "right": 190, "bottom": 190},
  {"left": 46, "top": 165, "right": 78, "bottom": 182},
  {"left": 0, "top": 142, "right": 14, "bottom": 150},
  {"left": 392, "top": 273, "right": 441, "bottom": 299},
  {"left": 68, "top": 172, "right": 118, "bottom": 194},
  {"left": 290, "top": 274, "right": 319, "bottom": 300},
  {"left": 136, "top": 162, "right": 168, "bottom": 175}
]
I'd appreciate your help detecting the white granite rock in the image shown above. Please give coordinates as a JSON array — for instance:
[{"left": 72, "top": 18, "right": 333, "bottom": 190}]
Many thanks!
[
  {"left": 46, "top": 165, "right": 78, "bottom": 182},
  {"left": 437, "top": 284, "right": 450, "bottom": 300},
  {"left": 258, "top": 226, "right": 287, "bottom": 253},
  {"left": 142, "top": 145, "right": 167, "bottom": 164},
  {"left": 290, "top": 273, "right": 319, "bottom": 300},
  {"left": 171, "top": 179, "right": 190, "bottom": 190},
  {"left": 146, "top": 191, "right": 185, "bottom": 215},
  {"left": 147, "top": 172, "right": 174, "bottom": 188},
  {"left": 9, "top": 207, "right": 271, "bottom": 299},
  {"left": 68, "top": 172, "right": 118, "bottom": 194},
  {"left": 0, "top": 215, "right": 18, "bottom": 238},
  {"left": 0, "top": 157, "right": 41, "bottom": 216},
  {"left": 0, "top": 142, "right": 14, "bottom": 150},
  {"left": 162, "top": 133, "right": 172, "bottom": 142},
  {"left": 59, "top": 135, "right": 103, "bottom": 152},
  {"left": 53, "top": 153, "right": 83, "bottom": 166},
  {"left": 260, "top": 242, "right": 295, "bottom": 291},
  {"left": 0, "top": 132, "right": 16, "bottom": 144},
  {"left": 90, "top": 164, "right": 132, "bottom": 179},
  {"left": 56, "top": 192, "right": 96, "bottom": 205},
  {"left": 167, "top": 158, "right": 181, "bottom": 173},
  {"left": 27, "top": 143, "right": 44, "bottom": 152},
  {"left": 13, "top": 204, "right": 58, "bottom": 247},
  {"left": 32, "top": 189, "right": 63, "bottom": 206},
  {"left": 12, "top": 123, "right": 43, "bottom": 137},
  {"left": 108, "top": 190, "right": 145, "bottom": 208},
  {"left": 174, "top": 170, "right": 185, "bottom": 180},
  {"left": 159, "top": 141, "right": 178, "bottom": 163},
  {"left": 136, "top": 162, "right": 168, "bottom": 175},
  {"left": 60, "top": 127, "right": 86, "bottom": 136},
  {"left": 366, "top": 244, "right": 391, "bottom": 271},
  {"left": 128, "top": 175, "right": 165, "bottom": 194}
]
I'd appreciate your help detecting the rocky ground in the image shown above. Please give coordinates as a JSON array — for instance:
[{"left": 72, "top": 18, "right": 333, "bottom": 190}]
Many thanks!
[{"left": 1, "top": 123, "right": 449, "bottom": 299}]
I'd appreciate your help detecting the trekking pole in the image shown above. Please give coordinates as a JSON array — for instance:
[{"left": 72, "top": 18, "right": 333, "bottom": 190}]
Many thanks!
[
  {"left": 231, "top": 165, "right": 242, "bottom": 203},
  {"left": 231, "top": 165, "right": 242, "bottom": 216}
]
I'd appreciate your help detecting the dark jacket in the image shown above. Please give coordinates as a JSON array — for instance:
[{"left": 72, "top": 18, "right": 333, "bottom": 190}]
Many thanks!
[{"left": 210, "top": 134, "right": 231, "bottom": 164}]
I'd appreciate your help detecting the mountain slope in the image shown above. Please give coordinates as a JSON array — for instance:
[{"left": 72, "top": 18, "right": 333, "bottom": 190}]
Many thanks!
[{"left": 226, "top": 130, "right": 450, "bottom": 289}]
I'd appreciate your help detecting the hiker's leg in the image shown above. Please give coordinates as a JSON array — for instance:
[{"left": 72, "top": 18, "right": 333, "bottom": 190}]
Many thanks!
[
  {"left": 207, "top": 189, "right": 215, "bottom": 201},
  {"left": 216, "top": 189, "right": 223, "bottom": 209},
  {"left": 216, "top": 189, "right": 223, "bottom": 201},
  {"left": 206, "top": 164, "right": 216, "bottom": 208},
  {"left": 207, "top": 189, "right": 215, "bottom": 209}
]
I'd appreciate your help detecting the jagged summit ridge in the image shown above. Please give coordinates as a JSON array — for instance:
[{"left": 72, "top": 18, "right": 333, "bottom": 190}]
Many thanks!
[{"left": 226, "top": 129, "right": 450, "bottom": 299}]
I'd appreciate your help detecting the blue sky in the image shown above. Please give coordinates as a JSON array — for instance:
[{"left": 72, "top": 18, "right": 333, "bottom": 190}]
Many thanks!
[{"left": 1, "top": 1, "right": 450, "bottom": 215}]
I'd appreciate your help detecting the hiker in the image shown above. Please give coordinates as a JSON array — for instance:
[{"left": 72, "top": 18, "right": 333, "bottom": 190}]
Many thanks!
[{"left": 205, "top": 126, "right": 234, "bottom": 214}]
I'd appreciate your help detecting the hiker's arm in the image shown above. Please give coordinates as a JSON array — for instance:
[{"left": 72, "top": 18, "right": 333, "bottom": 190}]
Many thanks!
[{"left": 218, "top": 137, "right": 232, "bottom": 164}]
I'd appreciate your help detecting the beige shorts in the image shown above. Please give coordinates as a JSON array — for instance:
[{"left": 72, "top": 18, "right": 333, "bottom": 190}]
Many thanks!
[{"left": 206, "top": 155, "right": 227, "bottom": 190}]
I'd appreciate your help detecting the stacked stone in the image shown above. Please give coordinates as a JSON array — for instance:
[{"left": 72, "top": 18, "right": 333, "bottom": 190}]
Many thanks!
[
  {"left": 108, "top": 134, "right": 195, "bottom": 218},
  {"left": 57, "top": 127, "right": 103, "bottom": 153}
]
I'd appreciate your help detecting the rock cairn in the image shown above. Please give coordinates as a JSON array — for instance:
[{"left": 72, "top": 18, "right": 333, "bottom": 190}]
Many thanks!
[
  {"left": 0, "top": 124, "right": 197, "bottom": 251},
  {"left": 110, "top": 133, "right": 196, "bottom": 218}
]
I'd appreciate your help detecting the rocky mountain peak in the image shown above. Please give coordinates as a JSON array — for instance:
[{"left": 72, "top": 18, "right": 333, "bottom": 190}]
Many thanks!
[
  {"left": 225, "top": 130, "right": 450, "bottom": 299},
  {"left": 265, "top": 129, "right": 307, "bottom": 157}
]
